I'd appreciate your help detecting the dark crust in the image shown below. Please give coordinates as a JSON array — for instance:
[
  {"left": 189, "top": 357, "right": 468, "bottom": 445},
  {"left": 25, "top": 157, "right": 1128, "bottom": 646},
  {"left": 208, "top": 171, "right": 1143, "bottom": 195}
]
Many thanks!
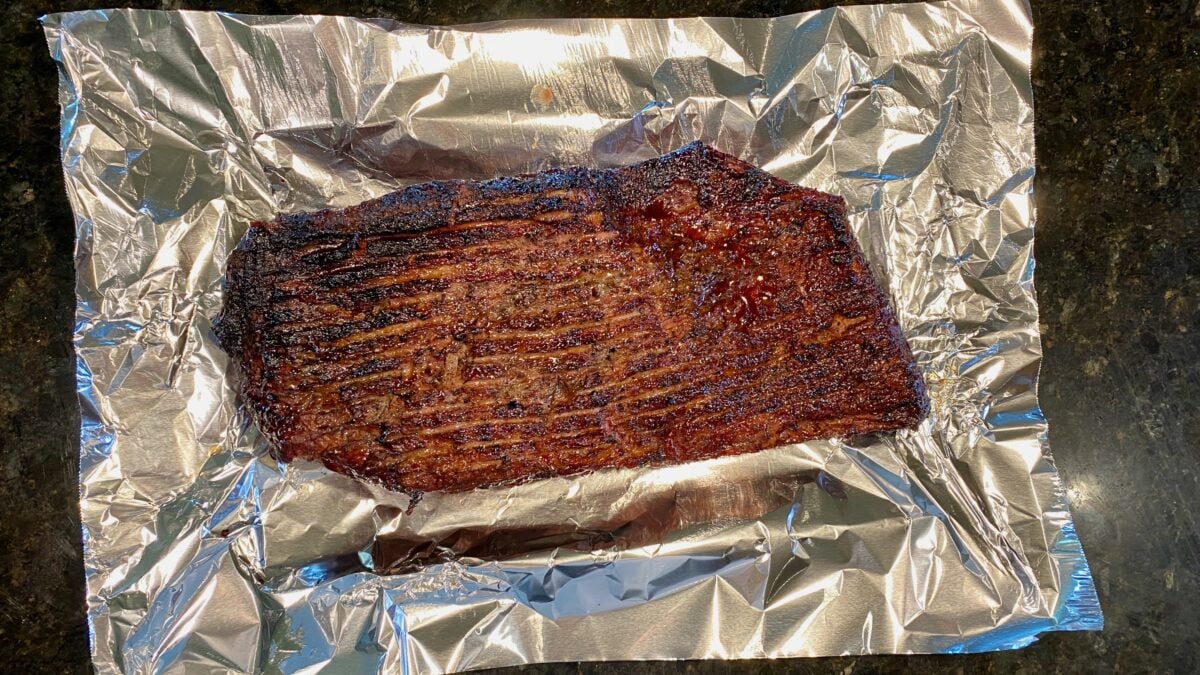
[{"left": 216, "top": 142, "right": 928, "bottom": 494}]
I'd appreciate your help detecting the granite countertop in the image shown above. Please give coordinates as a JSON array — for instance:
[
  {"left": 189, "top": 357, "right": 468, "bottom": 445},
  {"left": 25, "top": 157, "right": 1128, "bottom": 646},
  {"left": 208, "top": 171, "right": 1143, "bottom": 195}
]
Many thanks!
[{"left": 2, "top": 0, "right": 1196, "bottom": 672}]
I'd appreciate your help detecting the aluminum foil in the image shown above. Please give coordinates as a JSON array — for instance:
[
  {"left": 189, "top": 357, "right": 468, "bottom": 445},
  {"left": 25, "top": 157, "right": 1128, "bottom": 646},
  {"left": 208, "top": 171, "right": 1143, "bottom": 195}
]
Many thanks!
[{"left": 45, "top": 2, "right": 1102, "bottom": 672}]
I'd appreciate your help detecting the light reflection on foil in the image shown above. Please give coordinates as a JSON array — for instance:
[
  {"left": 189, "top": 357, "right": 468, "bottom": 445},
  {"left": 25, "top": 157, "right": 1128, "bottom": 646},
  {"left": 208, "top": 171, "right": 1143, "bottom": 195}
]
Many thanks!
[{"left": 45, "top": 2, "right": 1101, "bottom": 672}]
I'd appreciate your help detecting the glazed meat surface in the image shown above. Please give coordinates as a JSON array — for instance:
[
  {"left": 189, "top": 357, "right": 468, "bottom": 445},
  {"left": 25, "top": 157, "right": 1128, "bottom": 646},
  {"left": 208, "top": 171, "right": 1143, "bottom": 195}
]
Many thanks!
[{"left": 216, "top": 143, "right": 927, "bottom": 494}]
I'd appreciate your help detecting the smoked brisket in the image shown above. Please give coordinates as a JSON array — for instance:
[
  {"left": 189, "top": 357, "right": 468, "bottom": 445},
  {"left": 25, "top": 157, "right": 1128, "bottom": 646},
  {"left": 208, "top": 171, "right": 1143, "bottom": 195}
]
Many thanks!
[{"left": 216, "top": 143, "right": 927, "bottom": 494}]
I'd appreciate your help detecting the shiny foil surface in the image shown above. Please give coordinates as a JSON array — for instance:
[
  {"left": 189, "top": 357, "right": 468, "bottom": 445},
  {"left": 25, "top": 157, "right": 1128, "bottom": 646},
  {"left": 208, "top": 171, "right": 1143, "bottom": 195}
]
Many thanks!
[{"left": 44, "top": 2, "right": 1101, "bottom": 672}]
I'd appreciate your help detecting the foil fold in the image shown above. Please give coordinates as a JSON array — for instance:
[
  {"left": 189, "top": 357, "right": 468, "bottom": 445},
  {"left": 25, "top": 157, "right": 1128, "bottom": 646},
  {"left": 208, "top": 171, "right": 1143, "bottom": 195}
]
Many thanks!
[{"left": 45, "top": 2, "right": 1102, "bottom": 672}]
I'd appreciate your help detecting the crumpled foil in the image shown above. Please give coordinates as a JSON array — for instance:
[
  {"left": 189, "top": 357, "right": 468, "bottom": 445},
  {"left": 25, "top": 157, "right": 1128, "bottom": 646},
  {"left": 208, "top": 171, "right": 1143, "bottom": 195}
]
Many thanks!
[{"left": 44, "top": 2, "right": 1102, "bottom": 672}]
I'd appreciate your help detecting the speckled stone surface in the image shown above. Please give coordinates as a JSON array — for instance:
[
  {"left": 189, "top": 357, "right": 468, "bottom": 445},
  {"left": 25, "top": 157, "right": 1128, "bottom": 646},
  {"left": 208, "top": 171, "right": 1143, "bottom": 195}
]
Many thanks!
[{"left": 2, "top": 0, "right": 1196, "bottom": 672}]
